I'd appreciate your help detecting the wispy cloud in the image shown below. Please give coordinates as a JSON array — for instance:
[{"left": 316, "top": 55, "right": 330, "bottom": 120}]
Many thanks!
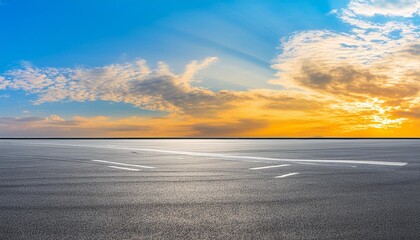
[
  {"left": 2, "top": 58, "right": 244, "bottom": 115},
  {"left": 0, "top": 76, "right": 9, "bottom": 90},
  {"left": 347, "top": 0, "right": 420, "bottom": 17}
]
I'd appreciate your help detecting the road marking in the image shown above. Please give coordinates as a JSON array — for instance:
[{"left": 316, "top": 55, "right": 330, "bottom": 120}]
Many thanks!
[
  {"left": 107, "top": 166, "right": 141, "bottom": 171},
  {"left": 33, "top": 143, "right": 408, "bottom": 167},
  {"left": 295, "top": 162, "right": 358, "bottom": 168},
  {"left": 250, "top": 164, "right": 290, "bottom": 170},
  {"left": 275, "top": 172, "right": 299, "bottom": 178},
  {"left": 295, "top": 162, "right": 327, "bottom": 166},
  {"left": 92, "top": 159, "right": 155, "bottom": 169},
  {"left": 101, "top": 147, "right": 407, "bottom": 166}
]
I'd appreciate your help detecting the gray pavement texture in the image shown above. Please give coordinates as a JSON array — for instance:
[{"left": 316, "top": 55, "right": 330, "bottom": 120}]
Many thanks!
[{"left": 0, "top": 139, "right": 419, "bottom": 239}]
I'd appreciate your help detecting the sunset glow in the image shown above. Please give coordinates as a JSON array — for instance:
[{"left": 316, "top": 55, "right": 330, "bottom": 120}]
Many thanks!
[{"left": 0, "top": 0, "right": 419, "bottom": 137}]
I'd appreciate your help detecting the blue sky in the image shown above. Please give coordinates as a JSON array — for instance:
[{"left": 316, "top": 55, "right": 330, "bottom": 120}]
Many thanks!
[
  {"left": 1, "top": 0, "right": 418, "bottom": 137},
  {"left": 0, "top": 0, "right": 347, "bottom": 118},
  {"left": 1, "top": 0, "right": 345, "bottom": 68}
]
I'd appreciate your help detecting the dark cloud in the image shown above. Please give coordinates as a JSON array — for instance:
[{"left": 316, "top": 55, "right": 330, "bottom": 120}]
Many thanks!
[
  {"left": 297, "top": 64, "right": 420, "bottom": 99},
  {"left": 47, "top": 120, "right": 82, "bottom": 126},
  {"left": 399, "top": 44, "right": 420, "bottom": 57},
  {"left": 259, "top": 95, "right": 324, "bottom": 111},
  {"left": 192, "top": 119, "right": 269, "bottom": 136},
  {"left": 0, "top": 117, "right": 43, "bottom": 124},
  {"left": 395, "top": 107, "right": 420, "bottom": 119},
  {"left": 101, "top": 126, "right": 152, "bottom": 132},
  {"left": 129, "top": 76, "right": 245, "bottom": 116}
]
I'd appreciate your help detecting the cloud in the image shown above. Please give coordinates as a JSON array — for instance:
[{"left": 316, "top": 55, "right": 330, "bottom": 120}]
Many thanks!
[
  {"left": 191, "top": 119, "right": 269, "bottom": 136},
  {"left": 396, "top": 104, "right": 420, "bottom": 118},
  {"left": 0, "top": 115, "right": 147, "bottom": 137},
  {"left": 297, "top": 64, "right": 419, "bottom": 99},
  {"left": 1, "top": 58, "right": 252, "bottom": 116},
  {"left": 45, "top": 114, "right": 65, "bottom": 122},
  {"left": 0, "top": 76, "right": 9, "bottom": 90},
  {"left": 348, "top": 0, "right": 420, "bottom": 17},
  {"left": 271, "top": 0, "right": 420, "bottom": 131},
  {"left": 0, "top": 116, "right": 44, "bottom": 124}
]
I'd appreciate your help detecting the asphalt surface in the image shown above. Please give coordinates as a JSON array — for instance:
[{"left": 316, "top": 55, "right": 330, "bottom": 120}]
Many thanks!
[{"left": 0, "top": 139, "right": 419, "bottom": 239}]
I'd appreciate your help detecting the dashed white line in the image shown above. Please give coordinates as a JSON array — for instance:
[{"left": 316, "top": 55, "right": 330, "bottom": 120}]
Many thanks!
[
  {"left": 92, "top": 159, "right": 155, "bottom": 169},
  {"left": 250, "top": 164, "right": 290, "bottom": 170},
  {"left": 295, "top": 162, "right": 358, "bottom": 168},
  {"left": 275, "top": 172, "right": 299, "bottom": 179},
  {"left": 295, "top": 162, "right": 328, "bottom": 166},
  {"left": 107, "top": 166, "right": 141, "bottom": 171}
]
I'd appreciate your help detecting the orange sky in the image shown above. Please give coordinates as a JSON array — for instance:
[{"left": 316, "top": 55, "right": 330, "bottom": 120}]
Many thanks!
[{"left": 0, "top": 0, "right": 419, "bottom": 137}]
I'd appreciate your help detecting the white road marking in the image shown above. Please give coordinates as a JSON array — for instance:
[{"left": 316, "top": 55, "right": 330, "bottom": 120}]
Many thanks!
[
  {"left": 32, "top": 143, "right": 408, "bottom": 167},
  {"left": 295, "top": 162, "right": 328, "bottom": 166},
  {"left": 275, "top": 172, "right": 299, "bottom": 178},
  {"left": 101, "top": 146, "right": 407, "bottom": 166},
  {"left": 250, "top": 164, "right": 290, "bottom": 170},
  {"left": 92, "top": 159, "right": 155, "bottom": 169},
  {"left": 107, "top": 166, "right": 141, "bottom": 171},
  {"left": 295, "top": 162, "right": 358, "bottom": 168}
]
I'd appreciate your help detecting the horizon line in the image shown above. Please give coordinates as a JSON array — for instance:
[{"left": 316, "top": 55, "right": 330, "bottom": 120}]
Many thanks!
[{"left": 1, "top": 137, "right": 420, "bottom": 140}]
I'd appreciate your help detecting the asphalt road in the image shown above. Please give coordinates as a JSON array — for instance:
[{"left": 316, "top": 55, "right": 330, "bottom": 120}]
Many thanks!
[{"left": 0, "top": 139, "right": 419, "bottom": 239}]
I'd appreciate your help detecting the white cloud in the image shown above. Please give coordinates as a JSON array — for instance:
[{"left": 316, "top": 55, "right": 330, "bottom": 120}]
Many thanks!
[
  {"left": 45, "top": 114, "right": 65, "bottom": 122},
  {"left": 348, "top": 0, "right": 420, "bottom": 17},
  {"left": 0, "top": 76, "right": 9, "bottom": 90},
  {"left": 180, "top": 57, "right": 219, "bottom": 88}
]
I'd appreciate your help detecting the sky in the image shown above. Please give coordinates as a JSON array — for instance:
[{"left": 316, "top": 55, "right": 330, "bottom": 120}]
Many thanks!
[{"left": 0, "top": 0, "right": 419, "bottom": 137}]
